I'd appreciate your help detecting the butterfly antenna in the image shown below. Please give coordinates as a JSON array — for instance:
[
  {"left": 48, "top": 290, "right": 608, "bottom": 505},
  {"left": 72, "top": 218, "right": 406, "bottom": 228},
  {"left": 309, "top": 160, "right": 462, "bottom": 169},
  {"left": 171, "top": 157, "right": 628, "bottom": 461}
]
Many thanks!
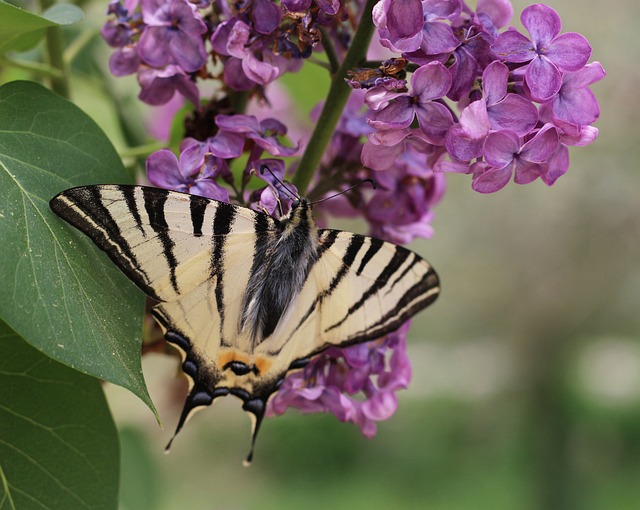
[
  {"left": 259, "top": 164, "right": 299, "bottom": 202},
  {"left": 310, "top": 178, "right": 377, "bottom": 205}
]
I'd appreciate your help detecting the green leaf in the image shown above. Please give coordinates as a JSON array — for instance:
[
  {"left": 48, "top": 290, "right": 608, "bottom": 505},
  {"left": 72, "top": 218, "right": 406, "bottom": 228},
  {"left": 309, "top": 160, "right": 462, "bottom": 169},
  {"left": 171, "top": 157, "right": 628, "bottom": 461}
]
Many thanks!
[
  {"left": 0, "top": 321, "right": 119, "bottom": 510},
  {"left": 0, "top": 80, "right": 155, "bottom": 416},
  {"left": 0, "top": 1, "right": 83, "bottom": 54}
]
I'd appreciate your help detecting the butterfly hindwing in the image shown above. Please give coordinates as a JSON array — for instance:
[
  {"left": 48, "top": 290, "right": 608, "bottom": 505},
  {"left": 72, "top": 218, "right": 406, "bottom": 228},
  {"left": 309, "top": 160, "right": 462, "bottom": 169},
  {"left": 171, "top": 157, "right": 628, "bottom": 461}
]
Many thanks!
[{"left": 256, "top": 229, "right": 439, "bottom": 366}]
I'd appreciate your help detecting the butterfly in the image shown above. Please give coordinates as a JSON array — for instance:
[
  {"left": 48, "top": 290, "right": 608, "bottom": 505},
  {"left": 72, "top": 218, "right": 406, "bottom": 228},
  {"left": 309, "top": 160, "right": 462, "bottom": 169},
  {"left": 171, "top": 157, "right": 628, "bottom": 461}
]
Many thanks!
[{"left": 50, "top": 184, "right": 440, "bottom": 462}]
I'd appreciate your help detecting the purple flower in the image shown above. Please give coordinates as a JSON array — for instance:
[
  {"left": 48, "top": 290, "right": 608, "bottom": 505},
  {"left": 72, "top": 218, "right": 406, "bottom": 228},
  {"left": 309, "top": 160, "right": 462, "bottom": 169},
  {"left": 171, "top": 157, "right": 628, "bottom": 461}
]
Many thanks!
[
  {"left": 445, "top": 61, "right": 538, "bottom": 161},
  {"left": 476, "top": 0, "right": 513, "bottom": 29},
  {"left": 109, "top": 46, "right": 140, "bottom": 76},
  {"left": 546, "top": 61, "right": 605, "bottom": 126},
  {"left": 212, "top": 19, "right": 295, "bottom": 86},
  {"left": 146, "top": 144, "right": 230, "bottom": 201},
  {"left": 491, "top": 4, "right": 592, "bottom": 101},
  {"left": 137, "top": 0, "right": 208, "bottom": 73},
  {"left": 215, "top": 114, "right": 299, "bottom": 157},
  {"left": 473, "top": 123, "right": 559, "bottom": 193},
  {"left": 374, "top": 0, "right": 462, "bottom": 55},
  {"left": 367, "top": 62, "right": 454, "bottom": 144},
  {"left": 362, "top": 128, "right": 436, "bottom": 171},
  {"left": 365, "top": 149, "right": 446, "bottom": 244},
  {"left": 138, "top": 65, "right": 199, "bottom": 106},
  {"left": 268, "top": 322, "right": 413, "bottom": 438}
]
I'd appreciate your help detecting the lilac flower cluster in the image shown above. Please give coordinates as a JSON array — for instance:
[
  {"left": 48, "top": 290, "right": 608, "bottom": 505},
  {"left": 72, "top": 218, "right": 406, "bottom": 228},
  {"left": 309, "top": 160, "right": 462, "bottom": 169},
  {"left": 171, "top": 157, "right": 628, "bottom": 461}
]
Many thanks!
[
  {"left": 101, "top": 0, "right": 359, "bottom": 104},
  {"left": 103, "top": 0, "right": 603, "bottom": 438},
  {"left": 366, "top": 1, "right": 604, "bottom": 192},
  {"left": 268, "top": 322, "right": 412, "bottom": 437}
]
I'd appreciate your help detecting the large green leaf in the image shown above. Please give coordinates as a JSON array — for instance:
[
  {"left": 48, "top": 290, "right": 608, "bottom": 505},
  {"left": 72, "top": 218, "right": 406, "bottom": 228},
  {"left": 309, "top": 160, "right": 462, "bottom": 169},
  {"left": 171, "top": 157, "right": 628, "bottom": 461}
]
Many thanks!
[
  {"left": 0, "top": 80, "right": 155, "bottom": 415},
  {"left": 0, "top": 1, "right": 84, "bottom": 54},
  {"left": 0, "top": 321, "right": 119, "bottom": 510}
]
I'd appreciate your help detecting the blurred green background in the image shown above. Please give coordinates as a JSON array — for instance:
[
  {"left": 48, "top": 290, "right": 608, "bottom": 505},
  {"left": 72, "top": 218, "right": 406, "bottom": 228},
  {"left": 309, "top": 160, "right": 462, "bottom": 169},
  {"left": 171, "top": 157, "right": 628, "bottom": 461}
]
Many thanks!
[{"left": 54, "top": 0, "right": 637, "bottom": 508}]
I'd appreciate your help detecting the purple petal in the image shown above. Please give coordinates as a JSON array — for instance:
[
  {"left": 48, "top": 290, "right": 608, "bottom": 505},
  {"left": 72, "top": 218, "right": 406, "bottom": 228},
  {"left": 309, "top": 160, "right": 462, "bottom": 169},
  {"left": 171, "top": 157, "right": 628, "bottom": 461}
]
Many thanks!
[
  {"left": 171, "top": 0, "right": 206, "bottom": 33},
  {"left": 361, "top": 141, "right": 404, "bottom": 171},
  {"left": 552, "top": 87, "right": 599, "bottom": 126},
  {"left": 541, "top": 144, "right": 569, "bottom": 185},
  {"left": 558, "top": 124, "right": 598, "bottom": 147},
  {"left": 482, "top": 61, "right": 509, "bottom": 106},
  {"left": 488, "top": 94, "right": 538, "bottom": 136},
  {"left": 168, "top": 32, "right": 207, "bottom": 72},
  {"left": 373, "top": 0, "right": 424, "bottom": 53},
  {"left": 491, "top": 29, "right": 535, "bottom": 63},
  {"left": 446, "top": 46, "right": 478, "bottom": 101},
  {"left": 364, "top": 87, "right": 407, "bottom": 111},
  {"left": 191, "top": 180, "right": 230, "bottom": 202},
  {"left": 210, "top": 20, "right": 234, "bottom": 55},
  {"left": 458, "top": 99, "right": 491, "bottom": 138},
  {"left": 109, "top": 46, "right": 140, "bottom": 76},
  {"left": 223, "top": 58, "right": 255, "bottom": 91},
  {"left": 513, "top": 160, "right": 543, "bottom": 184},
  {"left": 483, "top": 130, "right": 520, "bottom": 167},
  {"left": 178, "top": 143, "right": 205, "bottom": 179},
  {"left": 444, "top": 100, "right": 490, "bottom": 160},
  {"left": 227, "top": 20, "right": 251, "bottom": 59},
  {"left": 215, "top": 114, "right": 261, "bottom": 134},
  {"left": 445, "top": 124, "right": 485, "bottom": 161},
  {"left": 362, "top": 391, "right": 397, "bottom": 420},
  {"left": 521, "top": 3, "right": 561, "bottom": 46},
  {"left": 207, "top": 131, "right": 245, "bottom": 158},
  {"left": 563, "top": 61, "right": 605, "bottom": 91},
  {"left": 477, "top": 0, "right": 513, "bottom": 28},
  {"left": 386, "top": 0, "right": 424, "bottom": 39},
  {"left": 242, "top": 51, "right": 281, "bottom": 85},
  {"left": 146, "top": 149, "right": 182, "bottom": 188},
  {"left": 368, "top": 97, "right": 415, "bottom": 130},
  {"left": 251, "top": 0, "right": 281, "bottom": 35},
  {"left": 137, "top": 26, "right": 170, "bottom": 67},
  {"left": 138, "top": 68, "right": 177, "bottom": 105},
  {"left": 415, "top": 101, "right": 454, "bottom": 143},
  {"left": 520, "top": 124, "right": 558, "bottom": 163},
  {"left": 411, "top": 62, "right": 452, "bottom": 100},
  {"left": 423, "top": 0, "right": 462, "bottom": 20},
  {"left": 471, "top": 164, "right": 513, "bottom": 193},
  {"left": 546, "top": 32, "right": 592, "bottom": 71},
  {"left": 525, "top": 56, "right": 562, "bottom": 101},
  {"left": 419, "top": 21, "right": 461, "bottom": 55},
  {"left": 174, "top": 74, "right": 200, "bottom": 105}
]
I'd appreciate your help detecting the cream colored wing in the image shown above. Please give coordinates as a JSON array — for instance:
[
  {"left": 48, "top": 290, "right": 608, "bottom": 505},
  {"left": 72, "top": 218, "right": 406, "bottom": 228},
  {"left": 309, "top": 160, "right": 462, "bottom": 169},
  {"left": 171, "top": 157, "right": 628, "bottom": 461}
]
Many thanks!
[
  {"left": 256, "top": 229, "right": 440, "bottom": 369},
  {"left": 50, "top": 185, "right": 274, "bottom": 303}
]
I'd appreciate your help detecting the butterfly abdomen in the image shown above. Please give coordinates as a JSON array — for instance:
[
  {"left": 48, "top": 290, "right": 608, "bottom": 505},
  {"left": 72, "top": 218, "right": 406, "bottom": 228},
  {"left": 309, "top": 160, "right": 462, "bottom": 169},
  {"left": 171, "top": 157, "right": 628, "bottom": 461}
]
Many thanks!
[{"left": 241, "top": 200, "right": 318, "bottom": 346}]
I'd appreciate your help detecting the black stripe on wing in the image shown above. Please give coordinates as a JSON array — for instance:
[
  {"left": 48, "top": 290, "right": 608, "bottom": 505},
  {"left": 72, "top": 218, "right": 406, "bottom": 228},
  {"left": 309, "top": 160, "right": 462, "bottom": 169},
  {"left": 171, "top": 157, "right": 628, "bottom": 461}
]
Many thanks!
[
  {"left": 209, "top": 200, "right": 237, "bottom": 346},
  {"left": 324, "top": 244, "right": 412, "bottom": 333},
  {"left": 337, "top": 265, "right": 439, "bottom": 347},
  {"left": 50, "top": 185, "right": 161, "bottom": 301},
  {"left": 142, "top": 187, "right": 180, "bottom": 294}
]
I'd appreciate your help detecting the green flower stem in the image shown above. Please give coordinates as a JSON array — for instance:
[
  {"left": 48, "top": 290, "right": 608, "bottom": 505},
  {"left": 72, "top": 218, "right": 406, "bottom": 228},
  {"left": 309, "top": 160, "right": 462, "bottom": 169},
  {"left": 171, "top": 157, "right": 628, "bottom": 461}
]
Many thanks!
[
  {"left": 40, "top": 0, "right": 70, "bottom": 98},
  {"left": 0, "top": 56, "right": 63, "bottom": 79},
  {"left": 292, "top": 0, "right": 378, "bottom": 195}
]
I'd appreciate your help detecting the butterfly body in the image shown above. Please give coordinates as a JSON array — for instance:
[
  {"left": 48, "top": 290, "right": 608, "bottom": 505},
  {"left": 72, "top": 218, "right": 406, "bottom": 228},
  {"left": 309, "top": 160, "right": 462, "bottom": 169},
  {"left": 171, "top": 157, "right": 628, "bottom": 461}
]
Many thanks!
[{"left": 50, "top": 184, "right": 439, "bottom": 460}]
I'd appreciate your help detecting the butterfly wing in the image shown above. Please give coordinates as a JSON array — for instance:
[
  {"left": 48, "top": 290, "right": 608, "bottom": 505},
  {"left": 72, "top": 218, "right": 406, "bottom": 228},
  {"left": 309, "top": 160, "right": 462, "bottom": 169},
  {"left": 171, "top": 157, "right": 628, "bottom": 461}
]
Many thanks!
[
  {"left": 50, "top": 185, "right": 272, "bottom": 302},
  {"left": 256, "top": 228, "right": 440, "bottom": 367}
]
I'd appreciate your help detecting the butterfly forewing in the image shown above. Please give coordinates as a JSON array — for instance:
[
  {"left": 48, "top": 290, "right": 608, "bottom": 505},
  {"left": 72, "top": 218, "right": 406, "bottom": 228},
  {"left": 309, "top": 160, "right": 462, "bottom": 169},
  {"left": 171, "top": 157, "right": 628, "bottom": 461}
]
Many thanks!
[{"left": 50, "top": 185, "right": 272, "bottom": 302}]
